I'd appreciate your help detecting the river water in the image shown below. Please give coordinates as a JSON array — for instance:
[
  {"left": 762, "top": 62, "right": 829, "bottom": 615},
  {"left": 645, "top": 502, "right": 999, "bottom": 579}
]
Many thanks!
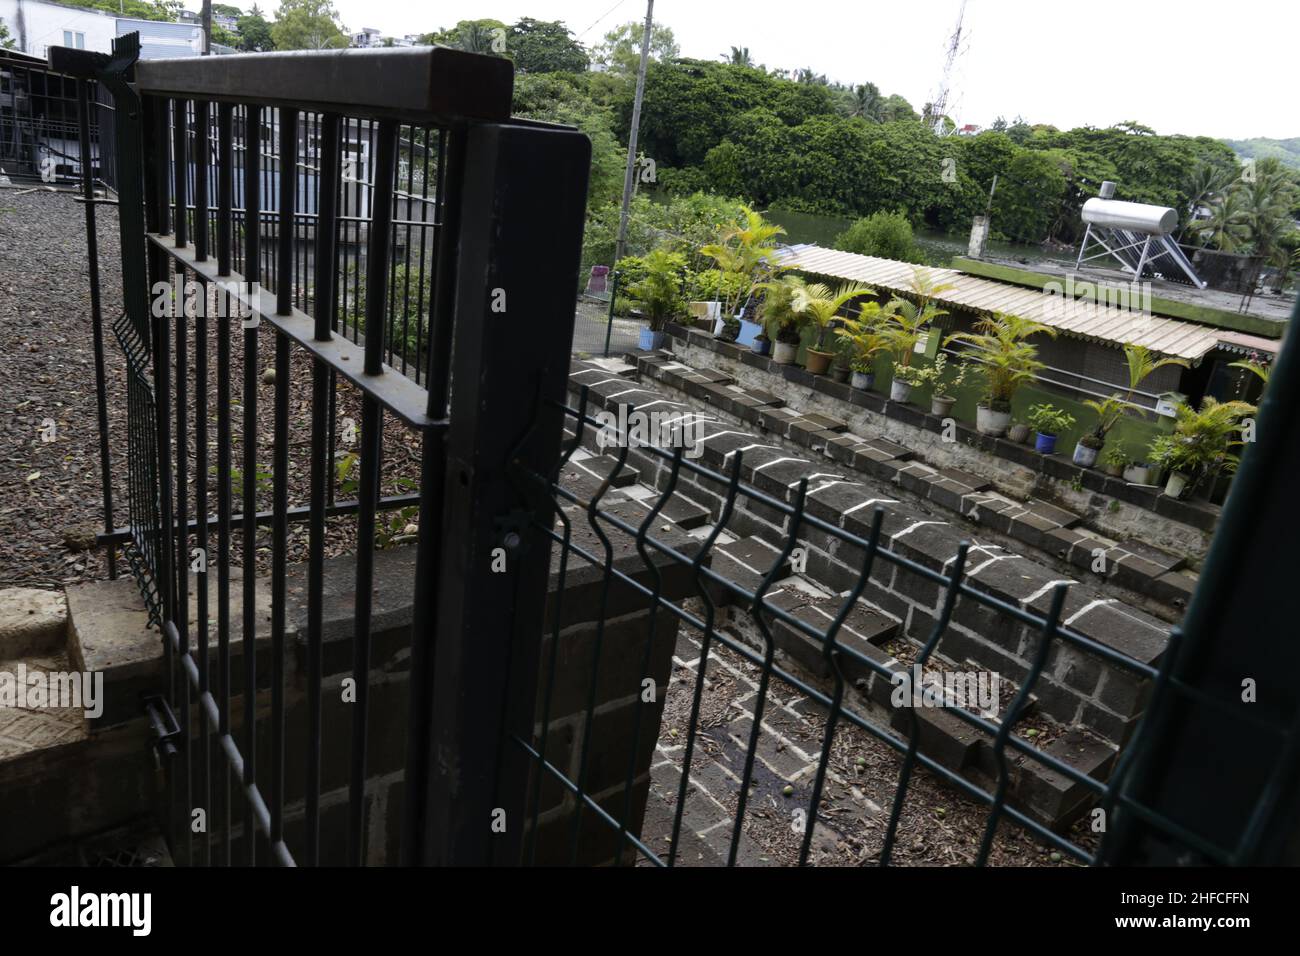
[{"left": 766, "top": 208, "right": 1075, "bottom": 268}]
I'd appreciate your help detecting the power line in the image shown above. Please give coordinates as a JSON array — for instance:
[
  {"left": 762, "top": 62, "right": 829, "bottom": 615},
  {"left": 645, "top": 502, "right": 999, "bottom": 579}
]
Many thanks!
[{"left": 578, "top": 0, "right": 630, "bottom": 39}]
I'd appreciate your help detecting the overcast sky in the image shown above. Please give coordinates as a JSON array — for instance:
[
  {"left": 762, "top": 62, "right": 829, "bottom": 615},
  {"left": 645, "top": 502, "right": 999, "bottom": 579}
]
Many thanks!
[{"left": 278, "top": 0, "right": 1292, "bottom": 140}]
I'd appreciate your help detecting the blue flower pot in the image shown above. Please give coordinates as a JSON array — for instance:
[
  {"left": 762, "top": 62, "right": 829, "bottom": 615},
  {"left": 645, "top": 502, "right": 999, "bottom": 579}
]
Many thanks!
[
  {"left": 1035, "top": 432, "right": 1058, "bottom": 454},
  {"left": 639, "top": 329, "right": 666, "bottom": 351}
]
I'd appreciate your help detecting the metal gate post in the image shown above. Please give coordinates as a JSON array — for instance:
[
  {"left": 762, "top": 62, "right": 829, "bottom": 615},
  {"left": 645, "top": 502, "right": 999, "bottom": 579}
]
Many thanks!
[
  {"left": 1099, "top": 297, "right": 1300, "bottom": 865},
  {"left": 414, "top": 121, "right": 591, "bottom": 866}
]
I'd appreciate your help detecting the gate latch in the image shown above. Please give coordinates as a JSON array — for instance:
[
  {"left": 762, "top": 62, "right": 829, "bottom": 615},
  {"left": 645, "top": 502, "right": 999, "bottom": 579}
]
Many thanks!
[{"left": 143, "top": 694, "right": 181, "bottom": 769}]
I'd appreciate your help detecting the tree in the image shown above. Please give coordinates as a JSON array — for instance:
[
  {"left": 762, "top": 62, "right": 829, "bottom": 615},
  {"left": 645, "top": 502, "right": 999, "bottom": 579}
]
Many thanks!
[
  {"left": 212, "top": 3, "right": 243, "bottom": 17},
  {"left": 595, "top": 21, "right": 678, "bottom": 74},
  {"left": 507, "top": 18, "right": 587, "bottom": 73},
  {"left": 851, "top": 82, "right": 883, "bottom": 122},
  {"left": 48, "top": 0, "right": 179, "bottom": 21},
  {"left": 725, "top": 46, "right": 753, "bottom": 67},
  {"left": 236, "top": 5, "right": 274, "bottom": 51},
  {"left": 0, "top": 19, "right": 15, "bottom": 51},
  {"left": 271, "top": 0, "right": 347, "bottom": 51}
]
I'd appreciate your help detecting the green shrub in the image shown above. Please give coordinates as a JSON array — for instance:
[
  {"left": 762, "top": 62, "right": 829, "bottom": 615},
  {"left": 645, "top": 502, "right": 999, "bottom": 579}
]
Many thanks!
[{"left": 833, "top": 211, "right": 925, "bottom": 264}]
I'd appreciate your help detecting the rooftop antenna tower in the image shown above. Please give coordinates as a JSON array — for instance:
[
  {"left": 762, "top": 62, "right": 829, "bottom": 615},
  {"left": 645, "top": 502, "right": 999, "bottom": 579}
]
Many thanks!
[{"left": 930, "top": 0, "right": 969, "bottom": 136}]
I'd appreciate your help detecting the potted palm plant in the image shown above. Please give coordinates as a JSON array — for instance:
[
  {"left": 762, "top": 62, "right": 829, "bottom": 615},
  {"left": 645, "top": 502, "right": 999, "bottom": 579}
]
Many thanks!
[
  {"left": 948, "top": 311, "right": 1054, "bottom": 438},
  {"left": 757, "top": 274, "right": 805, "bottom": 365},
  {"left": 700, "top": 205, "right": 787, "bottom": 345},
  {"left": 627, "top": 248, "right": 687, "bottom": 351},
  {"left": 1027, "top": 403, "right": 1076, "bottom": 455},
  {"left": 1081, "top": 345, "right": 1190, "bottom": 467},
  {"left": 879, "top": 270, "right": 954, "bottom": 404},
  {"left": 1149, "top": 396, "right": 1254, "bottom": 499},
  {"left": 793, "top": 281, "right": 875, "bottom": 375},
  {"left": 835, "top": 301, "right": 889, "bottom": 391}
]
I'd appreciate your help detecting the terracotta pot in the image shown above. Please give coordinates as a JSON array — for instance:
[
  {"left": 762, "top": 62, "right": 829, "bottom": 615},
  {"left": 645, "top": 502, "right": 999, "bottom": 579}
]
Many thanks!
[
  {"left": 830, "top": 364, "right": 851, "bottom": 383},
  {"left": 804, "top": 348, "right": 834, "bottom": 375},
  {"left": 977, "top": 404, "right": 1011, "bottom": 437}
]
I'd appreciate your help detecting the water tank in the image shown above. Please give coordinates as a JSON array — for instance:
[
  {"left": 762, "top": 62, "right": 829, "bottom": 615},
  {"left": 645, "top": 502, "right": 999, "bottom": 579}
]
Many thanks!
[{"left": 1081, "top": 198, "right": 1179, "bottom": 235}]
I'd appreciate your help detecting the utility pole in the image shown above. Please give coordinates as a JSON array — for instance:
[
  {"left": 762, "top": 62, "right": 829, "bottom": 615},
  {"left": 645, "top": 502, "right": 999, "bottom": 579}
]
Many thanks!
[
  {"left": 614, "top": 0, "right": 654, "bottom": 266},
  {"left": 201, "top": 0, "right": 212, "bottom": 55}
]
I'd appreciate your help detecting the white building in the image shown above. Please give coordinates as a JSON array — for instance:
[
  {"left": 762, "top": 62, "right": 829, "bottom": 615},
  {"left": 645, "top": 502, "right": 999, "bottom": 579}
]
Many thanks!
[{"left": 0, "top": 0, "right": 205, "bottom": 60}]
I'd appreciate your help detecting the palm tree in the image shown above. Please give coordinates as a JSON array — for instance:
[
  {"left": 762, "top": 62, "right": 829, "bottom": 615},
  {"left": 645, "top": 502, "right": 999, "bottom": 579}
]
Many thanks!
[
  {"left": 851, "top": 82, "right": 883, "bottom": 122},
  {"left": 1179, "top": 163, "right": 1233, "bottom": 241},
  {"left": 726, "top": 46, "right": 754, "bottom": 67},
  {"left": 1193, "top": 188, "right": 1252, "bottom": 252}
]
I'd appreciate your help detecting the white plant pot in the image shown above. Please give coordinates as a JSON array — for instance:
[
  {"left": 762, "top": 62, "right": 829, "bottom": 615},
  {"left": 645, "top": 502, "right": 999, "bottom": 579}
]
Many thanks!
[
  {"left": 1123, "top": 464, "right": 1153, "bottom": 485},
  {"left": 1164, "top": 471, "right": 1189, "bottom": 498},
  {"left": 976, "top": 405, "right": 1011, "bottom": 437},
  {"left": 850, "top": 371, "right": 874, "bottom": 391},
  {"left": 889, "top": 379, "right": 913, "bottom": 403},
  {"left": 931, "top": 395, "right": 956, "bottom": 418},
  {"left": 773, "top": 341, "right": 798, "bottom": 365},
  {"left": 1072, "top": 441, "right": 1099, "bottom": 469}
]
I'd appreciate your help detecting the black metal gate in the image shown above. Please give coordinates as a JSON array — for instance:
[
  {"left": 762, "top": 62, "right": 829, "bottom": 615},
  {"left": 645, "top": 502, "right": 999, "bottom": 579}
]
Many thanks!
[{"left": 70, "top": 34, "right": 590, "bottom": 866}]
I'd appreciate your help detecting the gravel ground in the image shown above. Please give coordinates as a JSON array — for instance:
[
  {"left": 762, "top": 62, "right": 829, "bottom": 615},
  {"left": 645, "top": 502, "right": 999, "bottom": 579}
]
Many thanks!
[
  {"left": 643, "top": 623, "right": 1098, "bottom": 867},
  {"left": 0, "top": 187, "right": 425, "bottom": 592}
]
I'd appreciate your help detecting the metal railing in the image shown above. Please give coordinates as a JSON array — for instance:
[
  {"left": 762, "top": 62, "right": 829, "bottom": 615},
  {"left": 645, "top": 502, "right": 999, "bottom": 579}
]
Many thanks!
[
  {"left": 499, "top": 372, "right": 1299, "bottom": 866},
  {"left": 75, "top": 34, "right": 592, "bottom": 866},
  {"left": 1, "top": 48, "right": 115, "bottom": 188}
]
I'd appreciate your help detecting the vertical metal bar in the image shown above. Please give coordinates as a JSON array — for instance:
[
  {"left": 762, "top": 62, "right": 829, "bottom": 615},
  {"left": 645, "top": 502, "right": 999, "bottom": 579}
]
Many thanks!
[
  {"left": 417, "top": 121, "right": 591, "bottom": 866},
  {"left": 217, "top": 104, "right": 232, "bottom": 278},
  {"left": 215, "top": 100, "right": 234, "bottom": 866},
  {"left": 144, "top": 90, "right": 180, "bottom": 853},
  {"left": 194, "top": 101, "right": 210, "bottom": 263},
  {"left": 347, "top": 118, "right": 397, "bottom": 866},
  {"left": 195, "top": 268, "right": 212, "bottom": 866},
  {"left": 75, "top": 78, "right": 118, "bottom": 580},
  {"left": 401, "top": 125, "right": 462, "bottom": 862},
  {"left": 173, "top": 98, "right": 188, "bottom": 248},
  {"left": 603, "top": 270, "right": 618, "bottom": 358},
  {"left": 304, "top": 111, "right": 340, "bottom": 868},
  {"left": 241, "top": 103, "right": 262, "bottom": 867},
  {"left": 269, "top": 107, "right": 297, "bottom": 851},
  {"left": 175, "top": 263, "right": 192, "bottom": 868}
]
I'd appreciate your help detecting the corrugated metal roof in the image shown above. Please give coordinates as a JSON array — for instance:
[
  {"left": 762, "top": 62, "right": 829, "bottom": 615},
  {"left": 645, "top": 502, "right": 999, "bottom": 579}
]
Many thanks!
[{"left": 777, "top": 244, "right": 1225, "bottom": 361}]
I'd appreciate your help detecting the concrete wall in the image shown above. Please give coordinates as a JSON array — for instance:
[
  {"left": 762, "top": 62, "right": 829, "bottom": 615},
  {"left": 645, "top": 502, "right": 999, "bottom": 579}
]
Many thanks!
[{"left": 1, "top": 535, "right": 695, "bottom": 865}]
